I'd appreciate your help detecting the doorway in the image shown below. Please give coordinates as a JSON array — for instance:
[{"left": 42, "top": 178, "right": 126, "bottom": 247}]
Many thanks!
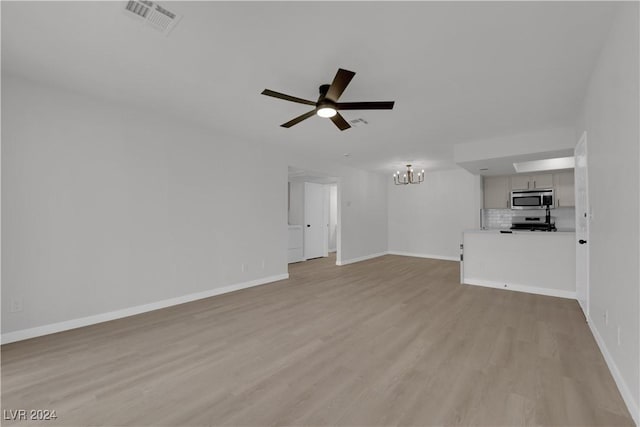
[{"left": 287, "top": 166, "right": 340, "bottom": 267}]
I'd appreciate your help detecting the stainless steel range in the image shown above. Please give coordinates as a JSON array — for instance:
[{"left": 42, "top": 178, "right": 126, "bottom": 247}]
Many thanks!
[{"left": 510, "top": 215, "right": 557, "bottom": 231}]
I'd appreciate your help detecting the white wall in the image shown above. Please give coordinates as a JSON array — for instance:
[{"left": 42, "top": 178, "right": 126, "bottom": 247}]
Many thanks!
[
  {"left": 1, "top": 74, "right": 288, "bottom": 336},
  {"left": 576, "top": 3, "right": 639, "bottom": 422},
  {"left": 1, "top": 75, "right": 389, "bottom": 339},
  {"left": 287, "top": 181, "right": 304, "bottom": 225},
  {"left": 336, "top": 169, "right": 388, "bottom": 264},
  {"left": 454, "top": 126, "right": 576, "bottom": 163},
  {"left": 454, "top": 126, "right": 576, "bottom": 175},
  {"left": 388, "top": 168, "right": 481, "bottom": 260}
]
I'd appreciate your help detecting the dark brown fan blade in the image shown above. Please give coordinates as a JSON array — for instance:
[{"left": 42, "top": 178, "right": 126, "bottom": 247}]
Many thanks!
[
  {"left": 281, "top": 109, "right": 317, "bottom": 128},
  {"left": 324, "top": 68, "right": 356, "bottom": 102},
  {"left": 262, "top": 89, "right": 316, "bottom": 106},
  {"left": 330, "top": 112, "right": 351, "bottom": 131},
  {"left": 336, "top": 101, "right": 395, "bottom": 110}
]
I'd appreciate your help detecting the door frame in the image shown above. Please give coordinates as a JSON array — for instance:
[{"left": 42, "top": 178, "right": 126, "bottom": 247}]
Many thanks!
[
  {"left": 575, "top": 131, "right": 590, "bottom": 319},
  {"left": 325, "top": 183, "right": 338, "bottom": 253},
  {"left": 287, "top": 166, "right": 342, "bottom": 267}
]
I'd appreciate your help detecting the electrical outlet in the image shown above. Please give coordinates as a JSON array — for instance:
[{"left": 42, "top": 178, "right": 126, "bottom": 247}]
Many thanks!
[
  {"left": 604, "top": 310, "right": 609, "bottom": 325},
  {"left": 241, "top": 264, "right": 247, "bottom": 273},
  {"left": 10, "top": 297, "right": 23, "bottom": 313},
  {"left": 617, "top": 326, "right": 621, "bottom": 346},
  {"left": 261, "top": 259, "right": 265, "bottom": 270}
]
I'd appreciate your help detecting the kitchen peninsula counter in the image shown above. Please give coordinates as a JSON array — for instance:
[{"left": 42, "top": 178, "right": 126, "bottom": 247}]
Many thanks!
[
  {"left": 467, "top": 228, "right": 575, "bottom": 234},
  {"left": 461, "top": 229, "right": 576, "bottom": 299}
]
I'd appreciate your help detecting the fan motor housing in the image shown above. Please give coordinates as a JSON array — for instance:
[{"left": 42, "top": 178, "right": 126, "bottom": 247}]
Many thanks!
[{"left": 318, "top": 84, "right": 331, "bottom": 98}]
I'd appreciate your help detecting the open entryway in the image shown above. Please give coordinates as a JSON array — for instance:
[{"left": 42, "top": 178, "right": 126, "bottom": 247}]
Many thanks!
[{"left": 287, "top": 166, "right": 340, "bottom": 269}]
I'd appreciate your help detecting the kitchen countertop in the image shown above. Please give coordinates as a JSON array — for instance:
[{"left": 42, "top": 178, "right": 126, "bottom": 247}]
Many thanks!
[{"left": 465, "top": 228, "right": 575, "bottom": 235}]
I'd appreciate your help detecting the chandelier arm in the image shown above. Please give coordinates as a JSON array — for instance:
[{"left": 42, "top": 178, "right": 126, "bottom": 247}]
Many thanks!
[{"left": 392, "top": 164, "right": 424, "bottom": 185}]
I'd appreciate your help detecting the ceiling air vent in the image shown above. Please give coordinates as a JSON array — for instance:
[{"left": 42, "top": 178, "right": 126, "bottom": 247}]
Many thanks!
[
  {"left": 349, "top": 118, "right": 369, "bottom": 128},
  {"left": 124, "top": 0, "right": 181, "bottom": 35}
]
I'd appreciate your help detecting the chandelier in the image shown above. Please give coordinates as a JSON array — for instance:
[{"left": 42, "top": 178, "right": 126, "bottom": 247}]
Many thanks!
[{"left": 393, "top": 164, "right": 424, "bottom": 185}]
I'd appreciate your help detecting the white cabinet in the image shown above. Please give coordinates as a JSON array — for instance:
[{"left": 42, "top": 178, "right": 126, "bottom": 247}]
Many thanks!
[
  {"left": 554, "top": 170, "right": 575, "bottom": 207},
  {"left": 510, "top": 175, "right": 530, "bottom": 191},
  {"left": 483, "top": 176, "right": 510, "bottom": 209},
  {"left": 510, "top": 173, "right": 553, "bottom": 190},
  {"left": 533, "top": 174, "right": 554, "bottom": 189},
  {"left": 483, "top": 172, "right": 574, "bottom": 209}
]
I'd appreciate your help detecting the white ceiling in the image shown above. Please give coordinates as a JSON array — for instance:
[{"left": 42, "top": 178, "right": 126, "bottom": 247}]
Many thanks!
[{"left": 1, "top": 1, "right": 617, "bottom": 173}]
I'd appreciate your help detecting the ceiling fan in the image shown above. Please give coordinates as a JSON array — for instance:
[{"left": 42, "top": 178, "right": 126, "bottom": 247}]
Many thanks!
[{"left": 261, "top": 68, "right": 395, "bottom": 131}]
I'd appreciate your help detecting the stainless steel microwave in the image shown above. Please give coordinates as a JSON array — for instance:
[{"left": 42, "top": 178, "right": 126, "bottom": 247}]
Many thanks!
[{"left": 511, "top": 189, "right": 554, "bottom": 210}]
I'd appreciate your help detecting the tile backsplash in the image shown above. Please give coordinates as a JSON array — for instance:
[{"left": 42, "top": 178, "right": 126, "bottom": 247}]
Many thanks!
[{"left": 481, "top": 207, "right": 576, "bottom": 230}]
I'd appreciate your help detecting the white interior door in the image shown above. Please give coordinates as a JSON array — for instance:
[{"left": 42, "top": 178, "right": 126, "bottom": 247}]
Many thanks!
[
  {"left": 304, "top": 182, "right": 328, "bottom": 260},
  {"left": 575, "top": 132, "right": 590, "bottom": 318}
]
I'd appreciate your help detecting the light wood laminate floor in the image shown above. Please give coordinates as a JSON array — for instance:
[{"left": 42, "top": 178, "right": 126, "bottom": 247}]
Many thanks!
[{"left": 1, "top": 254, "right": 634, "bottom": 426}]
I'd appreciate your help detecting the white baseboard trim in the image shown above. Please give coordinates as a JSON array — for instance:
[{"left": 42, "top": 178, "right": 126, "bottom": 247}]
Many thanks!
[
  {"left": 587, "top": 316, "right": 639, "bottom": 426},
  {"left": 387, "top": 251, "right": 459, "bottom": 262},
  {"left": 1, "top": 273, "right": 289, "bottom": 345},
  {"left": 463, "top": 277, "right": 576, "bottom": 300},
  {"left": 336, "top": 252, "right": 387, "bottom": 266}
]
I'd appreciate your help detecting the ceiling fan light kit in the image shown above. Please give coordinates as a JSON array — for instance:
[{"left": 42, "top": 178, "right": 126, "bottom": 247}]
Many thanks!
[
  {"left": 261, "top": 68, "right": 395, "bottom": 131},
  {"left": 317, "top": 106, "right": 337, "bottom": 118},
  {"left": 393, "top": 165, "right": 425, "bottom": 185}
]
